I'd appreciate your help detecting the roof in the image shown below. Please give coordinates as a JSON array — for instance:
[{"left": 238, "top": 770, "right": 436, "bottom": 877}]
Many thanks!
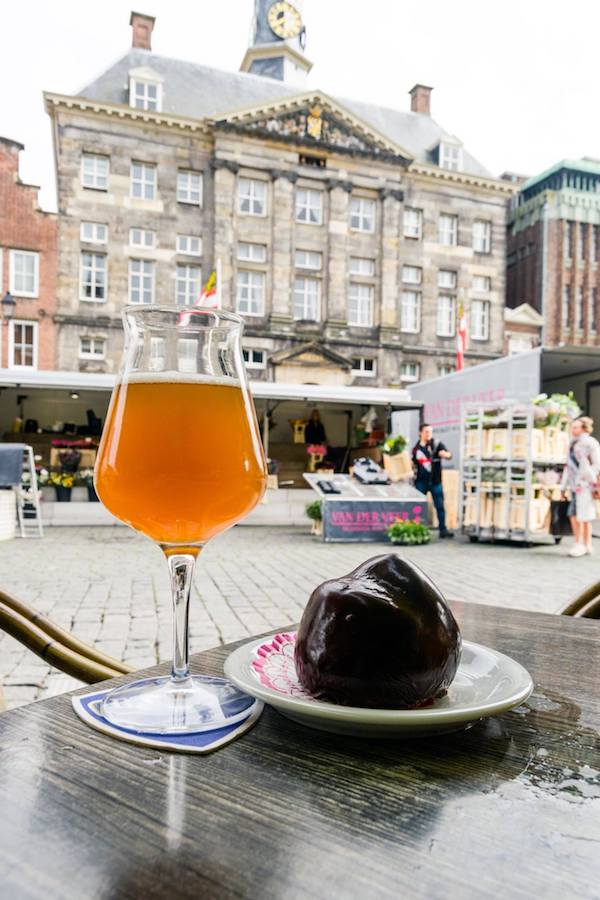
[
  {"left": 78, "top": 50, "right": 492, "bottom": 177},
  {"left": 521, "top": 158, "right": 600, "bottom": 193},
  {"left": 0, "top": 368, "right": 419, "bottom": 408}
]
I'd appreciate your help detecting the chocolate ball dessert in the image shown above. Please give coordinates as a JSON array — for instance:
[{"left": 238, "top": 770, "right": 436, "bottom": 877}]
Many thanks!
[{"left": 294, "top": 554, "right": 461, "bottom": 709}]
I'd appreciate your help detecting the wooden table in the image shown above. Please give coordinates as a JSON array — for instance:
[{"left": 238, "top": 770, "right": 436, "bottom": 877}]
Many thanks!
[{"left": 1, "top": 601, "right": 599, "bottom": 899}]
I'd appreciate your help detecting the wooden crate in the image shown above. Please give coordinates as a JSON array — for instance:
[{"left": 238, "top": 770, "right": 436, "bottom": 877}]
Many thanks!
[
  {"left": 511, "top": 429, "right": 545, "bottom": 460},
  {"left": 544, "top": 427, "right": 569, "bottom": 462},
  {"left": 50, "top": 448, "right": 97, "bottom": 469},
  {"left": 465, "top": 430, "right": 481, "bottom": 458},
  {"left": 427, "top": 470, "right": 459, "bottom": 530},
  {"left": 383, "top": 451, "right": 413, "bottom": 483},
  {"left": 489, "top": 429, "right": 509, "bottom": 459}
]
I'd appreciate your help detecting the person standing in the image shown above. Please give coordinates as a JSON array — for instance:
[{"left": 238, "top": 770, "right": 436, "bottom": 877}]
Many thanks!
[
  {"left": 561, "top": 416, "right": 600, "bottom": 557},
  {"left": 412, "top": 423, "right": 454, "bottom": 538}
]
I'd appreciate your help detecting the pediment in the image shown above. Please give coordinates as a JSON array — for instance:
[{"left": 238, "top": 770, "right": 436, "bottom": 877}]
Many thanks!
[
  {"left": 504, "top": 303, "right": 544, "bottom": 326},
  {"left": 213, "top": 92, "right": 413, "bottom": 164},
  {"left": 128, "top": 65, "right": 164, "bottom": 83},
  {"left": 271, "top": 340, "right": 353, "bottom": 369}
]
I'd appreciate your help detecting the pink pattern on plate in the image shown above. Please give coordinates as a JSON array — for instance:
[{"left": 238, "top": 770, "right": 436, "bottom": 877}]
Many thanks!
[{"left": 251, "top": 632, "right": 316, "bottom": 700}]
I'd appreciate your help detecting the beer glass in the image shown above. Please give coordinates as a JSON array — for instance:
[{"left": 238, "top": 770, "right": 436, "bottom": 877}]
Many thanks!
[{"left": 95, "top": 306, "right": 267, "bottom": 733}]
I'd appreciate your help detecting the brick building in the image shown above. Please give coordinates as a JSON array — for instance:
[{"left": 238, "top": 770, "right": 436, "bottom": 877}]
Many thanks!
[
  {"left": 507, "top": 158, "right": 600, "bottom": 348},
  {"left": 45, "top": 5, "right": 513, "bottom": 385},
  {"left": 0, "top": 137, "right": 57, "bottom": 370}
]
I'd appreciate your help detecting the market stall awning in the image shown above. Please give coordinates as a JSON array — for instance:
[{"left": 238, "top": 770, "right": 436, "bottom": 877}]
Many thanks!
[{"left": 0, "top": 369, "right": 421, "bottom": 409}]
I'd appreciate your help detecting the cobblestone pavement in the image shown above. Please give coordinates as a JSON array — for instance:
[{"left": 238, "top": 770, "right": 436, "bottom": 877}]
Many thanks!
[{"left": 0, "top": 526, "right": 597, "bottom": 710}]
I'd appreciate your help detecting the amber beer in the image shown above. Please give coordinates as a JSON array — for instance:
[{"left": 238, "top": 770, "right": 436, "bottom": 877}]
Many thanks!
[{"left": 95, "top": 375, "right": 267, "bottom": 547}]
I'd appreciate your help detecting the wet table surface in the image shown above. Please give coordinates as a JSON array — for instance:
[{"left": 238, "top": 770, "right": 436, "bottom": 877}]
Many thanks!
[{"left": 0, "top": 601, "right": 599, "bottom": 900}]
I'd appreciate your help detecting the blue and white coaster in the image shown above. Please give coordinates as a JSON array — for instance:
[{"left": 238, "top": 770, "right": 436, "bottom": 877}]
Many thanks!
[{"left": 72, "top": 688, "right": 263, "bottom": 753}]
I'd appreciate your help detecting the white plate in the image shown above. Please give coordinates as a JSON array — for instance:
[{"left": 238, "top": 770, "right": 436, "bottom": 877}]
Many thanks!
[{"left": 224, "top": 632, "right": 534, "bottom": 738}]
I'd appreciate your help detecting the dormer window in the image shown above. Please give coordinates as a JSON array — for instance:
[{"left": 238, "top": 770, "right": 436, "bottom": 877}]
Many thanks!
[
  {"left": 128, "top": 67, "right": 164, "bottom": 112},
  {"left": 438, "top": 141, "right": 462, "bottom": 172}
]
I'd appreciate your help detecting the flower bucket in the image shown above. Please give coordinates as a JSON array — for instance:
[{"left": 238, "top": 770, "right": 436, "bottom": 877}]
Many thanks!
[
  {"left": 55, "top": 486, "right": 72, "bottom": 503},
  {"left": 87, "top": 484, "right": 100, "bottom": 502}
]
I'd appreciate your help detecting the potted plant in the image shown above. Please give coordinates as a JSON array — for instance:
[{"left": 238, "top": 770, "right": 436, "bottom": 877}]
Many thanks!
[
  {"left": 387, "top": 519, "right": 431, "bottom": 545},
  {"left": 381, "top": 434, "right": 412, "bottom": 482},
  {"left": 305, "top": 500, "right": 323, "bottom": 537},
  {"left": 79, "top": 468, "right": 99, "bottom": 501},
  {"left": 57, "top": 448, "right": 81, "bottom": 473},
  {"left": 49, "top": 472, "right": 76, "bottom": 502}
]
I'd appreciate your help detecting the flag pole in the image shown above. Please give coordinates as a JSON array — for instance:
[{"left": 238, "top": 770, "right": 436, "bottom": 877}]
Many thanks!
[{"left": 216, "top": 257, "right": 222, "bottom": 309}]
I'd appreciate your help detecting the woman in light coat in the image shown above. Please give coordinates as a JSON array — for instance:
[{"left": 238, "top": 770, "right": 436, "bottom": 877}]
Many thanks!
[{"left": 561, "top": 416, "right": 600, "bottom": 557}]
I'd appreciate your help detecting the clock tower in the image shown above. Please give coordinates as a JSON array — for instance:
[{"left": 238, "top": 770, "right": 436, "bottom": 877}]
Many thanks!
[{"left": 240, "top": 0, "right": 312, "bottom": 85}]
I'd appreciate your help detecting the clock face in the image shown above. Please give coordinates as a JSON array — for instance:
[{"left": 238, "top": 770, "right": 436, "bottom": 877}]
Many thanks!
[{"left": 268, "top": 1, "right": 302, "bottom": 40}]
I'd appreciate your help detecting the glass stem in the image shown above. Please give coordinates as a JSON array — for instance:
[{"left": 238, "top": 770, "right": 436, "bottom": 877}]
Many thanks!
[{"left": 167, "top": 553, "right": 196, "bottom": 683}]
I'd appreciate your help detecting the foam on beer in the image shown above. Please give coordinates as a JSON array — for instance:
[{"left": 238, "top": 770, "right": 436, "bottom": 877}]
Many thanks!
[{"left": 124, "top": 371, "right": 241, "bottom": 387}]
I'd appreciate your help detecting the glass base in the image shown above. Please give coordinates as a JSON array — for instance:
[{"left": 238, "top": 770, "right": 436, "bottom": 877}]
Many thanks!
[{"left": 100, "top": 674, "right": 256, "bottom": 735}]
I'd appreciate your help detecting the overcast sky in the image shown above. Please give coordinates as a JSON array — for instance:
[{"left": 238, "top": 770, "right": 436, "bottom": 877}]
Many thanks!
[{"left": 2, "top": 0, "right": 599, "bottom": 211}]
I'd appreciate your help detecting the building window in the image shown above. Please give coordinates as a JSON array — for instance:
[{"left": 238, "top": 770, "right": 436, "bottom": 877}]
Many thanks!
[
  {"left": 348, "top": 283, "right": 374, "bottom": 327},
  {"left": 9, "top": 250, "right": 39, "bottom": 297},
  {"left": 400, "top": 362, "right": 420, "bottom": 382},
  {"left": 591, "top": 288, "right": 597, "bottom": 332},
  {"left": 131, "top": 79, "right": 161, "bottom": 111},
  {"left": 238, "top": 178, "right": 267, "bottom": 216},
  {"left": 403, "top": 208, "right": 423, "bottom": 239},
  {"left": 402, "top": 265, "right": 422, "bottom": 285},
  {"left": 439, "top": 142, "right": 462, "bottom": 171},
  {"left": 130, "top": 228, "right": 156, "bottom": 249},
  {"left": 177, "top": 170, "right": 203, "bottom": 206},
  {"left": 471, "top": 300, "right": 490, "bottom": 341},
  {"left": 576, "top": 286, "right": 584, "bottom": 330},
  {"left": 438, "top": 269, "right": 457, "bottom": 290},
  {"left": 473, "top": 275, "right": 491, "bottom": 292},
  {"left": 80, "top": 252, "right": 106, "bottom": 302},
  {"left": 349, "top": 256, "right": 374, "bottom": 276},
  {"left": 296, "top": 249, "right": 322, "bottom": 270},
  {"left": 439, "top": 364, "right": 455, "bottom": 376},
  {"left": 129, "top": 259, "right": 155, "bottom": 305},
  {"left": 8, "top": 320, "right": 38, "bottom": 369},
  {"left": 562, "top": 286, "right": 571, "bottom": 329},
  {"left": 238, "top": 242, "right": 267, "bottom": 263},
  {"left": 473, "top": 220, "right": 491, "bottom": 254},
  {"left": 236, "top": 270, "right": 265, "bottom": 316},
  {"left": 242, "top": 348, "right": 267, "bottom": 370},
  {"left": 293, "top": 276, "right": 320, "bottom": 320},
  {"left": 80, "top": 222, "right": 107, "bottom": 244},
  {"left": 592, "top": 226, "right": 599, "bottom": 262},
  {"left": 295, "top": 188, "right": 323, "bottom": 225},
  {"left": 79, "top": 337, "right": 106, "bottom": 359},
  {"left": 351, "top": 357, "right": 376, "bottom": 377},
  {"left": 437, "top": 295, "right": 456, "bottom": 336},
  {"left": 130, "top": 162, "right": 157, "bottom": 200},
  {"left": 565, "top": 222, "right": 574, "bottom": 261},
  {"left": 438, "top": 214, "right": 458, "bottom": 246},
  {"left": 175, "top": 264, "right": 201, "bottom": 307},
  {"left": 81, "top": 154, "right": 109, "bottom": 190},
  {"left": 350, "top": 197, "right": 376, "bottom": 232},
  {"left": 177, "top": 235, "right": 202, "bottom": 256},
  {"left": 578, "top": 223, "right": 586, "bottom": 262},
  {"left": 508, "top": 335, "right": 533, "bottom": 355},
  {"left": 400, "top": 291, "right": 421, "bottom": 333}
]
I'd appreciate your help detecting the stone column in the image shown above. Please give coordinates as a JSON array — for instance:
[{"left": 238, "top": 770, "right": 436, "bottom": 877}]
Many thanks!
[
  {"left": 326, "top": 179, "right": 352, "bottom": 326},
  {"left": 379, "top": 188, "right": 403, "bottom": 334},
  {"left": 212, "top": 159, "right": 239, "bottom": 310},
  {"left": 270, "top": 170, "right": 297, "bottom": 327}
]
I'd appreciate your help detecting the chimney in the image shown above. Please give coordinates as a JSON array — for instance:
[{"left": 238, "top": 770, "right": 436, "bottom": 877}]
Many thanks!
[
  {"left": 130, "top": 11, "right": 155, "bottom": 50},
  {"left": 409, "top": 84, "right": 433, "bottom": 116}
]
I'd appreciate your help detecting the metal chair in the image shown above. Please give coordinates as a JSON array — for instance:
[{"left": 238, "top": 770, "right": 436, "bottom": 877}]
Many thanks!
[
  {"left": 560, "top": 582, "right": 600, "bottom": 618},
  {"left": 0, "top": 588, "right": 133, "bottom": 685}
]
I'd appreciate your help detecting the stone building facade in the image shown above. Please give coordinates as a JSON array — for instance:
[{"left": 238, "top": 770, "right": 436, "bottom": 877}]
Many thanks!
[
  {"left": 507, "top": 158, "right": 600, "bottom": 348},
  {"left": 0, "top": 137, "right": 57, "bottom": 370},
  {"left": 45, "top": 7, "right": 513, "bottom": 386}
]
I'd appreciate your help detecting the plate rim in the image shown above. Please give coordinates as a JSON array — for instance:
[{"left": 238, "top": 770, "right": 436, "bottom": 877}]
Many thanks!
[{"left": 223, "top": 635, "right": 534, "bottom": 726}]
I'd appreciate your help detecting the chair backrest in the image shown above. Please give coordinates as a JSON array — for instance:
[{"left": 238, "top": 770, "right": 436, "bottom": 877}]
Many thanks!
[{"left": 560, "top": 582, "right": 600, "bottom": 618}]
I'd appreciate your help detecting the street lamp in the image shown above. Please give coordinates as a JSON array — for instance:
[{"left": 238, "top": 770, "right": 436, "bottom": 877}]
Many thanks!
[{"left": 1, "top": 292, "right": 16, "bottom": 320}]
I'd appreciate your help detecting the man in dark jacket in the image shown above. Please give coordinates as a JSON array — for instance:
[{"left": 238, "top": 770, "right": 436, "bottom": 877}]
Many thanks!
[{"left": 412, "top": 423, "right": 454, "bottom": 538}]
